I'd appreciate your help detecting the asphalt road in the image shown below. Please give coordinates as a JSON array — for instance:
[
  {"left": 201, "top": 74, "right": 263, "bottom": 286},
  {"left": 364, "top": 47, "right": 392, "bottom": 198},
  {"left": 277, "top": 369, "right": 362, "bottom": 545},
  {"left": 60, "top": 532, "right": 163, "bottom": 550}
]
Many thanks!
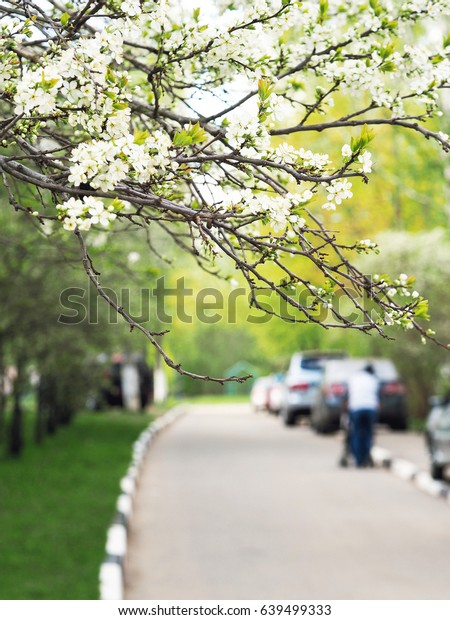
[{"left": 125, "top": 403, "right": 450, "bottom": 600}]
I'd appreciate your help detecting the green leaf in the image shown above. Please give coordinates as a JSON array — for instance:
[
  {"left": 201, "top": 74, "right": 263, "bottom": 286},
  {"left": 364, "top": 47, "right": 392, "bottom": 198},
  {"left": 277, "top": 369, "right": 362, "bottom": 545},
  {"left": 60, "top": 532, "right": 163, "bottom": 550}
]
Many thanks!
[
  {"left": 323, "top": 279, "right": 336, "bottom": 294},
  {"left": 383, "top": 19, "right": 398, "bottom": 31},
  {"left": 112, "top": 102, "right": 129, "bottom": 110},
  {"left": 443, "top": 33, "right": 450, "bottom": 48},
  {"left": 318, "top": 0, "right": 328, "bottom": 23},
  {"left": 193, "top": 7, "right": 200, "bottom": 21},
  {"left": 414, "top": 299, "right": 430, "bottom": 321},
  {"left": 380, "top": 60, "right": 396, "bottom": 73},
  {"left": 431, "top": 54, "right": 444, "bottom": 65},
  {"left": 290, "top": 80, "right": 304, "bottom": 92},
  {"left": 133, "top": 129, "right": 150, "bottom": 145},
  {"left": 173, "top": 129, "right": 192, "bottom": 147},
  {"left": 111, "top": 198, "right": 125, "bottom": 211},
  {"left": 173, "top": 122, "right": 208, "bottom": 147},
  {"left": 379, "top": 43, "right": 395, "bottom": 60},
  {"left": 60, "top": 12, "right": 70, "bottom": 26},
  {"left": 39, "top": 78, "right": 59, "bottom": 91},
  {"left": 189, "top": 122, "right": 208, "bottom": 144},
  {"left": 105, "top": 67, "right": 116, "bottom": 84},
  {"left": 369, "top": 0, "right": 383, "bottom": 16},
  {"left": 257, "top": 78, "right": 273, "bottom": 102},
  {"left": 350, "top": 124, "right": 375, "bottom": 153}
]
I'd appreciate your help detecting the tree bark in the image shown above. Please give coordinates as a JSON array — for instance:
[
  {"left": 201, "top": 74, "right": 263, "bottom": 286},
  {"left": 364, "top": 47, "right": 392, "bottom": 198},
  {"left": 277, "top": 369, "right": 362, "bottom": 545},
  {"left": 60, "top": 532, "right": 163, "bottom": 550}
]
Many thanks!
[
  {"left": 35, "top": 378, "right": 46, "bottom": 444},
  {"left": 0, "top": 345, "right": 6, "bottom": 447},
  {"left": 8, "top": 357, "right": 24, "bottom": 457}
]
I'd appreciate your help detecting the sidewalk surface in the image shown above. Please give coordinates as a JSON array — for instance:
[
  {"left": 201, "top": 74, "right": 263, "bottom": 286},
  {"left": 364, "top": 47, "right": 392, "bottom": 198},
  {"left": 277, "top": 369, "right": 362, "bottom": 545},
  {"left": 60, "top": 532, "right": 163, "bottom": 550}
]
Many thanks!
[{"left": 124, "top": 404, "right": 448, "bottom": 600}]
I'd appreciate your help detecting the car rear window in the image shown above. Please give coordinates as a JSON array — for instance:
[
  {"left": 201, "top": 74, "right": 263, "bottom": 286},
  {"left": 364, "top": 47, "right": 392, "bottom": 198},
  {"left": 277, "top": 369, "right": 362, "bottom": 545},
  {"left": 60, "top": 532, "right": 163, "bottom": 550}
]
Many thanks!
[
  {"left": 301, "top": 353, "right": 346, "bottom": 371},
  {"left": 324, "top": 359, "right": 399, "bottom": 382},
  {"left": 325, "top": 360, "right": 361, "bottom": 381},
  {"left": 300, "top": 358, "right": 325, "bottom": 370},
  {"left": 372, "top": 360, "right": 398, "bottom": 380}
]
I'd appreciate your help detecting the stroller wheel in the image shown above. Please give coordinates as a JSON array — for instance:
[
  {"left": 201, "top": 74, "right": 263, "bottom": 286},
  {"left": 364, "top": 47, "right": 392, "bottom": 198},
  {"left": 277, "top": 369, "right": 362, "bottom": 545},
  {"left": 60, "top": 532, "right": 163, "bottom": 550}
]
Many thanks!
[{"left": 339, "top": 455, "right": 348, "bottom": 467}]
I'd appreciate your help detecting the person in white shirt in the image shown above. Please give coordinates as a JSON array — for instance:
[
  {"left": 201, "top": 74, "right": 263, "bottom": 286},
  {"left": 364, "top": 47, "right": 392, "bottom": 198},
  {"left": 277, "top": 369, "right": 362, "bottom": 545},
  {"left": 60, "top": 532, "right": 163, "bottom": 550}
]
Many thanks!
[{"left": 346, "top": 363, "right": 380, "bottom": 467}]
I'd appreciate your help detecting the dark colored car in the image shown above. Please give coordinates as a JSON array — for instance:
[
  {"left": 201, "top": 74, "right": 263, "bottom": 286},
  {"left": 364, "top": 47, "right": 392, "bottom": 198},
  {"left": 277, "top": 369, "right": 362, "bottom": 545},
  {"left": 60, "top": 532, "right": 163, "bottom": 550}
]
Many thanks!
[
  {"left": 310, "top": 358, "right": 407, "bottom": 434},
  {"left": 425, "top": 398, "right": 450, "bottom": 480}
]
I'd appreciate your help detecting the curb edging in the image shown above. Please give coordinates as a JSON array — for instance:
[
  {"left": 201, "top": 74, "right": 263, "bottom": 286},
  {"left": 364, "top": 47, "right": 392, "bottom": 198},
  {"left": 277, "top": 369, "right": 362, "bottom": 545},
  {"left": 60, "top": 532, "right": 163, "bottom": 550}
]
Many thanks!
[
  {"left": 371, "top": 445, "right": 450, "bottom": 501},
  {"left": 99, "top": 406, "right": 185, "bottom": 600}
]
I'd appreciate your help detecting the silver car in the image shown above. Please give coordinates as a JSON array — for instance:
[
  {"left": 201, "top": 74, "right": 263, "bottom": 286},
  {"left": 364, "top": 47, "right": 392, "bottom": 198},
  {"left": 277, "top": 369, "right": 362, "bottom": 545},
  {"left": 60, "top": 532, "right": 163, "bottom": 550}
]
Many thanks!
[
  {"left": 280, "top": 351, "right": 347, "bottom": 426},
  {"left": 425, "top": 398, "right": 450, "bottom": 480},
  {"left": 250, "top": 376, "right": 273, "bottom": 412}
]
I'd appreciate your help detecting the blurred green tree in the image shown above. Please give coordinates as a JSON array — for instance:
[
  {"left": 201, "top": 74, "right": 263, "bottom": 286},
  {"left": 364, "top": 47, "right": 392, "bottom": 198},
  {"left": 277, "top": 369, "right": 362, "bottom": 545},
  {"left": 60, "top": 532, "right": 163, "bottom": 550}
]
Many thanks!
[
  {"left": 354, "top": 229, "right": 450, "bottom": 418},
  {"left": 0, "top": 206, "right": 161, "bottom": 456}
]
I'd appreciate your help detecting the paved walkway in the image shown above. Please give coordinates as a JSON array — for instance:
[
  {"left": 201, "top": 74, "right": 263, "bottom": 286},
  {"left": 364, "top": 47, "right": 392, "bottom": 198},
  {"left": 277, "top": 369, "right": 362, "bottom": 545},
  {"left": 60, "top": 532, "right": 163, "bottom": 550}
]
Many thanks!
[{"left": 124, "top": 404, "right": 450, "bottom": 600}]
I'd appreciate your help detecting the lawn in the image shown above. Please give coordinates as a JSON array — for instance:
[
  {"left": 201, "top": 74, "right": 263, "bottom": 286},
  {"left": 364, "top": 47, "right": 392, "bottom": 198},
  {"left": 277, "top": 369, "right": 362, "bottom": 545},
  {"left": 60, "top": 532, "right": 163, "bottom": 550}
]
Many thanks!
[
  {"left": 183, "top": 393, "right": 250, "bottom": 404},
  {"left": 0, "top": 410, "right": 150, "bottom": 600}
]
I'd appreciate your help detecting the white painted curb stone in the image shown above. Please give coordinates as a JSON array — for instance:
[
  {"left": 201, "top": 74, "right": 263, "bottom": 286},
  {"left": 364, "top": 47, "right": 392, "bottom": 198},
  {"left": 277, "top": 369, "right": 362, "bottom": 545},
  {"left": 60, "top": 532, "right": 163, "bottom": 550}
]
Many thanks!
[
  {"left": 414, "top": 471, "right": 448, "bottom": 498},
  {"left": 391, "top": 458, "right": 419, "bottom": 481},
  {"left": 99, "top": 562, "right": 123, "bottom": 600},
  {"left": 372, "top": 444, "right": 450, "bottom": 502},
  {"left": 99, "top": 405, "right": 185, "bottom": 600},
  {"left": 371, "top": 446, "right": 392, "bottom": 467}
]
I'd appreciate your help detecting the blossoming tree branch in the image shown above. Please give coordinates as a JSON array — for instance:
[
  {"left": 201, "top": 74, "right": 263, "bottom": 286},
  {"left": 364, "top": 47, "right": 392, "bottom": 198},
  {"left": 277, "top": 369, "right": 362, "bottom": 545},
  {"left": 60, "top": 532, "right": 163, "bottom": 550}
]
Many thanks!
[{"left": 1, "top": 0, "right": 449, "bottom": 381}]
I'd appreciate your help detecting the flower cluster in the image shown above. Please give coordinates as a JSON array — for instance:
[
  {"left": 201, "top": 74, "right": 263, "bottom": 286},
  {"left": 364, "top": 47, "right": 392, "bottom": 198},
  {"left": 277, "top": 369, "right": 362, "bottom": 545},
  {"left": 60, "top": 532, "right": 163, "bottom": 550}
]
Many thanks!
[
  {"left": 356, "top": 239, "right": 379, "bottom": 254},
  {"left": 120, "top": 0, "right": 142, "bottom": 17},
  {"left": 68, "top": 130, "right": 174, "bottom": 192},
  {"left": 3, "top": 0, "right": 450, "bottom": 348},
  {"left": 218, "top": 188, "right": 308, "bottom": 232},
  {"left": 0, "top": 17, "right": 29, "bottom": 91},
  {"left": 226, "top": 114, "right": 271, "bottom": 157},
  {"left": 57, "top": 197, "right": 118, "bottom": 231},
  {"left": 374, "top": 272, "right": 419, "bottom": 300},
  {"left": 271, "top": 143, "right": 331, "bottom": 173},
  {"left": 370, "top": 270, "right": 426, "bottom": 330},
  {"left": 14, "top": 26, "right": 128, "bottom": 138},
  {"left": 322, "top": 179, "right": 353, "bottom": 211}
]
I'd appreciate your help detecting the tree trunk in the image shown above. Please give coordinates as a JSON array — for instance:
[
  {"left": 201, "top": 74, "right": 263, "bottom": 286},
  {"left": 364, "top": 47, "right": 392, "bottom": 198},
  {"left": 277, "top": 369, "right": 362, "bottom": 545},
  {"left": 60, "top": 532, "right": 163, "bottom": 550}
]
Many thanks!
[
  {"left": 0, "top": 352, "right": 5, "bottom": 446},
  {"left": 46, "top": 389, "right": 58, "bottom": 436},
  {"left": 9, "top": 358, "right": 24, "bottom": 457},
  {"left": 35, "top": 379, "right": 46, "bottom": 444}
]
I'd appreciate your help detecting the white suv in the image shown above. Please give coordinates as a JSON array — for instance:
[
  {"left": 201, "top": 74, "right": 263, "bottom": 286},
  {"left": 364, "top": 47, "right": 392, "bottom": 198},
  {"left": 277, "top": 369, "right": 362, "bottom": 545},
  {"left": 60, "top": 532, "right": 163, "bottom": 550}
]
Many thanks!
[{"left": 281, "top": 351, "right": 348, "bottom": 426}]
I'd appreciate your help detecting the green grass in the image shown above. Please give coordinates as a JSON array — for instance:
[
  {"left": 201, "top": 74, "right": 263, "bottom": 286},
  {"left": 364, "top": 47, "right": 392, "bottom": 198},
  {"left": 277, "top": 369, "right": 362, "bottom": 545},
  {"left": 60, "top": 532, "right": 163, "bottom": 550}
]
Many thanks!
[
  {"left": 183, "top": 393, "right": 249, "bottom": 404},
  {"left": 0, "top": 410, "right": 151, "bottom": 600},
  {"left": 408, "top": 416, "right": 426, "bottom": 433}
]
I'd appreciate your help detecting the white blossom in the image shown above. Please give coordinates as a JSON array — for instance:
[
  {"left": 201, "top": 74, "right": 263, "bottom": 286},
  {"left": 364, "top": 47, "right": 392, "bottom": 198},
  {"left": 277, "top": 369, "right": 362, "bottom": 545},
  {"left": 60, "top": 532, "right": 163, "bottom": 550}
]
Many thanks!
[
  {"left": 341, "top": 144, "right": 352, "bottom": 158},
  {"left": 2, "top": 0, "right": 449, "bottom": 347},
  {"left": 324, "top": 179, "right": 353, "bottom": 205},
  {"left": 358, "top": 151, "right": 373, "bottom": 174}
]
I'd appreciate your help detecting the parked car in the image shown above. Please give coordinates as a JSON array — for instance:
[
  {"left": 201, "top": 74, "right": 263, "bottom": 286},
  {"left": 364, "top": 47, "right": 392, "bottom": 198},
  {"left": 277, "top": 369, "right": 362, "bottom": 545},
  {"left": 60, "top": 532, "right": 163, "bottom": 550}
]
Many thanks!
[
  {"left": 267, "top": 373, "right": 285, "bottom": 415},
  {"left": 250, "top": 376, "right": 273, "bottom": 411},
  {"left": 310, "top": 358, "right": 408, "bottom": 434},
  {"left": 280, "top": 351, "right": 348, "bottom": 426},
  {"left": 425, "top": 397, "right": 450, "bottom": 480}
]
